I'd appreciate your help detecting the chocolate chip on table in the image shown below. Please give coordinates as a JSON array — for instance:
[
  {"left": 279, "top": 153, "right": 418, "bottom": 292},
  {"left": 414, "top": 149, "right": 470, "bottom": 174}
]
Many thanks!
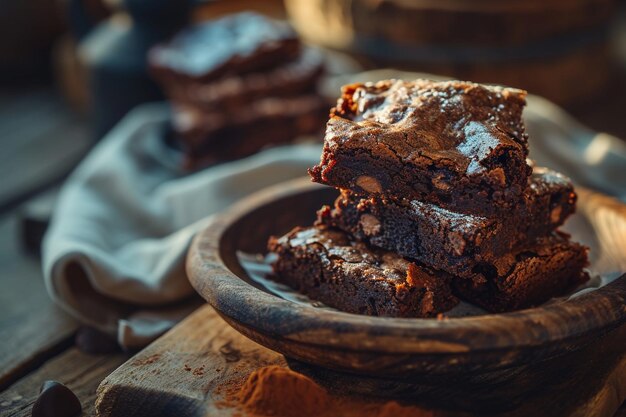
[
  {"left": 318, "top": 167, "right": 577, "bottom": 281},
  {"left": 32, "top": 381, "right": 81, "bottom": 417},
  {"left": 75, "top": 326, "right": 120, "bottom": 354}
]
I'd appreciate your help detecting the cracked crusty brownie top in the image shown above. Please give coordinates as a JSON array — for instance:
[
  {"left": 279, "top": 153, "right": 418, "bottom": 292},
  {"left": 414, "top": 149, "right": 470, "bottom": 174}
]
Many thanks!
[
  {"left": 330, "top": 79, "right": 529, "bottom": 176},
  {"left": 309, "top": 79, "right": 533, "bottom": 213}
]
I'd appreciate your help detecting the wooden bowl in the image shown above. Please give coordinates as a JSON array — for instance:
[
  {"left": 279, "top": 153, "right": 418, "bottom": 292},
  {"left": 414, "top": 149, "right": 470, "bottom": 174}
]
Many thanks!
[{"left": 187, "top": 177, "right": 626, "bottom": 411}]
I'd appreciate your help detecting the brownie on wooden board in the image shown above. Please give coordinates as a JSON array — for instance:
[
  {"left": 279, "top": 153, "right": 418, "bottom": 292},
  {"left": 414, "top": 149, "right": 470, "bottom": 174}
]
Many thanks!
[
  {"left": 149, "top": 12, "right": 300, "bottom": 84},
  {"left": 309, "top": 79, "right": 532, "bottom": 214},
  {"left": 268, "top": 226, "right": 459, "bottom": 318},
  {"left": 317, "top": 167, "right": 576, "bottom": 278},
  {"left": 455, "top": 232, "right": 589, "bottom": 312}
]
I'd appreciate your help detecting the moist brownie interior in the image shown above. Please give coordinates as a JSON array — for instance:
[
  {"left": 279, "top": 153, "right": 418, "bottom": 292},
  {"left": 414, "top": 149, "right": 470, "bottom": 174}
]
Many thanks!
[
  {"left": 454, "top": 232, "right": 589, "bottom": 311},
  {"left": 316, "top": 167, "right": 577, "bottom": 278},
  {"left": 269, "top": 225, "right": 459, "bottom": 318}
]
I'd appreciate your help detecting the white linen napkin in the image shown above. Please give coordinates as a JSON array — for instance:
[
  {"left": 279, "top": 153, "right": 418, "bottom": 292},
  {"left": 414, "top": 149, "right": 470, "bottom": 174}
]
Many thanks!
[
  {"left": 42, "top": 102, "right": 322, "bottom": 349},
  {"left": 43, "top": 80, "right": 626, "bottom": 350}
]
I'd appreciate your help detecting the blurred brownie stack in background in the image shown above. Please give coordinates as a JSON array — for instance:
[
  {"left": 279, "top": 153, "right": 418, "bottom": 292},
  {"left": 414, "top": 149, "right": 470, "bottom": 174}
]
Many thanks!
[
  {"left": 270, "top": 79, "right": 590, "bottom": 317},
  {"left": 149, "top": 12, "right": 327, "bottom": 168}
]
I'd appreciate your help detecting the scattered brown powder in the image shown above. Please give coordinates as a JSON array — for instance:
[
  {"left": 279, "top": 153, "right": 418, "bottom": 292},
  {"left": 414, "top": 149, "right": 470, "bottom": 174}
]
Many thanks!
[
  {"left": 133, "top": 353, "right": 161, "bottom": 366},
  {"left": 219, "top": 365, "right": 438, "bottom": 417},
  {"left": 239, "top": 366, "right": 329, "bottom": 417},
  {"left": 376, "top": 401, "right": 435, "bottom": 417}
]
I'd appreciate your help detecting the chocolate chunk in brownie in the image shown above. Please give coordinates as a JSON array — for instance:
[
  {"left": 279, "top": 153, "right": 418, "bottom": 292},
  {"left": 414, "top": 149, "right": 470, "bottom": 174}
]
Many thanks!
[
  {"left": 268, "top": 226, "right": 459, "bottom": 318},
  {"left": 317, "top": 167, "right": 576, "bottom": 277},
  {"left": 309, "top": 79, "right": 532, "bottom": 214},
  {"left": 454, "top": 232, "right": 589, "bottom": 312},
  {"left": 172, "top": 94, "right": 327, "bottom": 169},
  {"left": 158, "top": 47, "right": 325, "bottom": 113},
  {"left": 149, "top": 12, "right": 300, "bottom": 83}
]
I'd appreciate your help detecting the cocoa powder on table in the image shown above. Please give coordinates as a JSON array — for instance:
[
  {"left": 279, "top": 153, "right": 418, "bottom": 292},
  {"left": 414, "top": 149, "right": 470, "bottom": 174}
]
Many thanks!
[{"left": 220, "top": 365, "right": 438, "bottom": 417}]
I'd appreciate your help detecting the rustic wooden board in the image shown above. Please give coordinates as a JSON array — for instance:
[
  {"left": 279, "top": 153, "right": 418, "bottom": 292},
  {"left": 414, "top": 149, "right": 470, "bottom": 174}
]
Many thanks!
[
  {"left": 0, "top": 348, "right": 129, "bottom": 417},
  {"left": 0, "top": 214, "right": 79, "bottom": 390},
  {"left": 96, "top": 304, "right": 286, "bottom": 417},
  {"left": 95, "top": 304, "right": 626, "bottom": 417},
  {"left": 0, "top": 86, "right": 92, "bottom": 388}
]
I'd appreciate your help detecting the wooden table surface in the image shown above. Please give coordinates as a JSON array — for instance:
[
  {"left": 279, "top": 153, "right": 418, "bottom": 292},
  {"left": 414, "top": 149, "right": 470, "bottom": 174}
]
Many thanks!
[
  {"left": 0, "top": 87, "right": 132, "bottom": 417},
  {"left": 1, "top": 64, "right": 626, "bottom": 416}
]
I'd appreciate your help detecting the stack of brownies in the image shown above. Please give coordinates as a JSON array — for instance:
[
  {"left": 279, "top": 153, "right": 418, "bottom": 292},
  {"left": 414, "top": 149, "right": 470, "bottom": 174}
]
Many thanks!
[
  {"left": 149, "top": 12, "right": 327, "bottom": 169},
  {"left": 269, "top": 79, "right": 590, "bottom": 317}
]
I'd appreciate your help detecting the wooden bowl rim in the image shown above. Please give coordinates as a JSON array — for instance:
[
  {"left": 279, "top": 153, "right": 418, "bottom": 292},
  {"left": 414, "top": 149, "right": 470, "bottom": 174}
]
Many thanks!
[{"left": 187, "top": 177, "right": 626, "bottom": 355}]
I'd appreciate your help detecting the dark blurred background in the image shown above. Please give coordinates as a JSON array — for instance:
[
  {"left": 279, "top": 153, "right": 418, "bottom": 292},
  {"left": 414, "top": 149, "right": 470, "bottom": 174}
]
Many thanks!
[{"left": 1, "top": 0, "right": 626, "bottom": 218}]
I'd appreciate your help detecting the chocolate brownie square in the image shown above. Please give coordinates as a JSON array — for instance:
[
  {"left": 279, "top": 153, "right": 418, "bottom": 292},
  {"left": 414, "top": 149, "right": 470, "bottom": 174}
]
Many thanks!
[
  {"left": 268, "top": 226, "right": 459, "bottom": 318},
  {"left": 309, "top": 79, "right": 532, "bottom": 214},
  {"left": 455, "top": 232, "right": 589, "bottom": 312},
  {"left": 172, "top": 94, "right": 327, "bottom": 168},
  {"left": 317, "top": 167, "right": 576, "bottom": 278},
  {"left": 149, "top": 12, "right": 300, "bottom": 84},
  {"left": 159, "top": 46, "right": 325, "bottom": 113}
]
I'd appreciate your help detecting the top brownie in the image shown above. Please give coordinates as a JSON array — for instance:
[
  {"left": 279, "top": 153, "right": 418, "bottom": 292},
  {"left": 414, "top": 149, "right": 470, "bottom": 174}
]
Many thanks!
[
  {"left": 309, "top": 79, "right": 532, "bottom": 214},
  {"left": 149, "top": 12, "right": 300, "bottom": 83}
]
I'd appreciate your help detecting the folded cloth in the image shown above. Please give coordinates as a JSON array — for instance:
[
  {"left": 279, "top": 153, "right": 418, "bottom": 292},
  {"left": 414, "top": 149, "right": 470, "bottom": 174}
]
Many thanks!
[
  {"left": 43, "top": 78, "right": 626, "bottom": 350},
  {"left": 525, "top": 95, "right": 626, "bottom": 200},
  {"left": 42, "top": 102, "right": 322, "bottom": 349}
]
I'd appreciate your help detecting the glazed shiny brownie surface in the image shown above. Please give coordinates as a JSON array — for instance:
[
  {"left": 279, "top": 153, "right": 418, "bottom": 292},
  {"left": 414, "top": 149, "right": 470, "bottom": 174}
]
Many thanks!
[
  {"left": 309, "top": 79, "right": 532, "bottom": 214},
  {"left": 317, "top": 167, "right": 576, "bottom": 277},
  {"left": 454, "top": 232, "right": 589, "bottom": 312},
  {"left": 149, "top": 12, "right": 300, "bottom": 82},
  {"left": 268, "top": 226, "right": 459, "bottom": 318}
]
